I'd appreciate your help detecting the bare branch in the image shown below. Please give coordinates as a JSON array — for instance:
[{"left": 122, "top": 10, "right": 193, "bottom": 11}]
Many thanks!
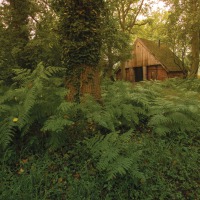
[{"left": 127, "top": 0, "right": 145, "bottom": 31}]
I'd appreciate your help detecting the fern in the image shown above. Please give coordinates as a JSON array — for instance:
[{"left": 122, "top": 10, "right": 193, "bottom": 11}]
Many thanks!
[
  {"left": 0, "top": 121, "right": 16, "bottom": 149},
  {"left": 85, "top": 130, "right": 144, "bottom": 181},
  {"left": 100, "top": 79, "right": 200, "bottom": 138},
  {"left": 89, "top": 81, "right": 149, "bottom": 132},
  {"left": 0, "top": 63, "right": 66, "bottom": 150},
  {"left": 41, "top": 98, "right": 76, "bottom": 148},
  {"left": 147, "top": 80, "right": 200, "bottom": 137}
]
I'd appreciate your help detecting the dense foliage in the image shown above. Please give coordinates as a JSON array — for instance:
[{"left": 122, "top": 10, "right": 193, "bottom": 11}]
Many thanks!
[
  {"left": 164, "top": 0, "right": 200, "bottom": 77},
  {"left": 0, "top": 0, "right": 199, "bottom": 199},
  {"left": 0, "top": 0, "right": 62, "bottom": 83},
  {"left": 1, "top": 67, "right": 199, "bottom": 199}
]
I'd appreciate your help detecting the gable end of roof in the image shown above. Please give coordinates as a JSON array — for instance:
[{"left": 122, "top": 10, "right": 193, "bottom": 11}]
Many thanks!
[{"left": 136, "top": 38, "right": 184, "bottom": 72}]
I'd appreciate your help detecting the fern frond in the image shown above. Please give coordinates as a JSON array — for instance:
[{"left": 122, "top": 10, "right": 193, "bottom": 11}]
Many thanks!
[
  {"left": 0, "top": 104, "right": 11, "bottom": 113},
  {"left": 85, "top": 130, "right": 143, "bottom": 181},
  {"left": 0, "top": 121, "right": 15, "bottom": 149},
  {"left": 12, "top": 68, "right": 32, "bottom": 84},
  {"left": 57, "top": 102, "right": 74, "bottom": 113},
  {"left": 45, "top": 66, "right": 65, "bottom": 76},
  {"left": 42, "top": 116, "right": 74, "bottom": 133}
]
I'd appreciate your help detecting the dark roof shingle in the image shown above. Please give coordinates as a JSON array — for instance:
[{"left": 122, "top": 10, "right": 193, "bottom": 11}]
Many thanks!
[{"left": 138, "top": 38, "right": 184, "bottom": 72}]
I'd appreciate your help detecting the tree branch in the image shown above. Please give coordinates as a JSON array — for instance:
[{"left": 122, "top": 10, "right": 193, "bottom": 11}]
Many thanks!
[{"left": 127, "top": 0, "right": 145, "bottom": 31}]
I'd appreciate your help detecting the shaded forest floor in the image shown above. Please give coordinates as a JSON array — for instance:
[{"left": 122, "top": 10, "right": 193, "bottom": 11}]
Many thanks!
[{"left": 1, "top": 77, "right": 200, "bottom": 199}]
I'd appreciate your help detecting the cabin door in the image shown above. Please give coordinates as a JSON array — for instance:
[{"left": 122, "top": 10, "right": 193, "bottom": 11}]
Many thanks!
[{"left": 134, "top": 67, "right": 143, "bottom": 82}]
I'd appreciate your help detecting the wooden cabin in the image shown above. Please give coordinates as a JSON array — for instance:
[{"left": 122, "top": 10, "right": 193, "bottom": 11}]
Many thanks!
[{"left": 116, "top": 38, "right": 185, "bottom": 82}]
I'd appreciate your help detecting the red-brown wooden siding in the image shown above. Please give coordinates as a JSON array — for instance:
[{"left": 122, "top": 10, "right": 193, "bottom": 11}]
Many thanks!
[
  {"left": 147, "top": 65, "right": 168, "bottom": 80},
  {"left": 127, "top": 40, "right": 160, "bottom": 68},
  {"left": 116, "top": 38, "right": 184, "bottom": 82}
]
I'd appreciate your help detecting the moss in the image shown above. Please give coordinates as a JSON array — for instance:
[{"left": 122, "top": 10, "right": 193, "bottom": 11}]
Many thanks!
[{"left": 139, "top": 38, "right": 185, "bottom": 72}]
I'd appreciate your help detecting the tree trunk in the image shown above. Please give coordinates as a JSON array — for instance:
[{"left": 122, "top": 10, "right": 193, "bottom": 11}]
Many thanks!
[
  {"left": 58, "top": 0, "right": 103, "bottom": 102},
  {"left": 8, "top": 0, "right": 31, "bottom": 69},
  {"left": 80, "top": 66, "right": 101, "bottom": 101},
  {"left": 121, "top": 61, "right": 126, "bottom": 80},
  {"left": 190, "top": 30, "right": 200, "bottom": 78},
  {"left": 66, "top": 66, "right": 101, "bottom": 102},
  {"left": 189, "top": 0, "right": 200, "bottom": 78},
  {"left": 106, "top": 45, "right": 114, "bottom": 80}
]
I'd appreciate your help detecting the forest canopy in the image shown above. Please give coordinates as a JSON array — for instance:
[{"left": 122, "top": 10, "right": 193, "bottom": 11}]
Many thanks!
[{"left": 0, "top": 0, "right": 199, "bottom": 85}]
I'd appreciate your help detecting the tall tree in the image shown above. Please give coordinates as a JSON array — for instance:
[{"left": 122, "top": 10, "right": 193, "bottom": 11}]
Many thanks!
[
  {"left": 100, "top": 2, "right": 132, "bottom": 80},
  {"left": 135, "top": 11, "right": 169, "bottom": 42},
  {"left": 5, "top": 0, "right": 32, "bottom": 68},
  {"left": 55, "top": 0, "right": 104, "bottom": 102},
  {"left": 165, "top": 0, "right": 200, "bottom": 77},
  {"left": 24, "top": 0, "right": 62, "bottom": 67},
  {"left": 0, "top": 0, "right": 62, "bottom": 83},
  {"left": 108, "top": 0, "right": 151, "bottom": 79},
  {"left": 0, "top": 0, "right": 33, "bottom": 83}
]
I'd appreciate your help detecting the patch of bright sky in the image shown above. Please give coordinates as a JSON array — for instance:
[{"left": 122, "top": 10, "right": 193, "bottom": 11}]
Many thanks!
[
  {"left": 150, "top": 0, "right": 169, "bottom": 11},
  {"left": 138, "top": 0, "right": 169, "bottom": 20}
]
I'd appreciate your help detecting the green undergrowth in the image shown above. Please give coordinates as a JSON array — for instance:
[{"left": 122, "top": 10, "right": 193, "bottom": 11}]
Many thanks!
[
  {"left": 1, "top": 130, "right": 199, "bottom": 199},
  {"left": 0, "top": 66, "right": 200, "bottom": 199}
]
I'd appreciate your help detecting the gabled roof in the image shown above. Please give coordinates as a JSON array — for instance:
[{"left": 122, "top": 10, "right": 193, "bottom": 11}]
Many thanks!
[{"left": 137, "top": 38, "right": 184, "bottom": 72}]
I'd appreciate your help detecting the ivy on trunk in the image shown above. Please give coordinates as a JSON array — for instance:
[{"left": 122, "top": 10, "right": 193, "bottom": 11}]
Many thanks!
[{"left": 57, "top": 0, "right": 103, "bottom": 102}]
